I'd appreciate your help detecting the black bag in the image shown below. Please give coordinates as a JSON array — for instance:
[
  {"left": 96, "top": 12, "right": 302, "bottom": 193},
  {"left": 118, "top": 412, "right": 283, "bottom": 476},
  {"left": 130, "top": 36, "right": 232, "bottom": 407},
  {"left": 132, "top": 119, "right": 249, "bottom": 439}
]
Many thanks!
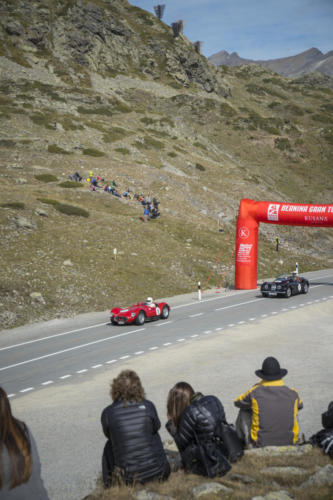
[
  {"left": 217, "top": 422, "right": 244, "bottom": 462},
  {"left": 182, "top": 432, "right": 231, "bottom": 478}
]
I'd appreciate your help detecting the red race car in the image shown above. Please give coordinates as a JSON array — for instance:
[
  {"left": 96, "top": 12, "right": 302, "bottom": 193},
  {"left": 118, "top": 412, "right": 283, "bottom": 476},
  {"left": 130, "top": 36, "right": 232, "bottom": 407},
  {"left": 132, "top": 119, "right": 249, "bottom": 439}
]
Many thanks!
[{"left": 110, "top": 297, "right": 170, "bottom": 325}]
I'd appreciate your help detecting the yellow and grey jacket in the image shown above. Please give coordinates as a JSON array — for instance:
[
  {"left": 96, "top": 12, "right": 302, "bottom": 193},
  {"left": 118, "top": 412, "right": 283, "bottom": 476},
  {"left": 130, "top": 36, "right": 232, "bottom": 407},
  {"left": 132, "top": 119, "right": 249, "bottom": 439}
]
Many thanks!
[{"left": 234, "top": 379, "right": 303, "bottom": 447}]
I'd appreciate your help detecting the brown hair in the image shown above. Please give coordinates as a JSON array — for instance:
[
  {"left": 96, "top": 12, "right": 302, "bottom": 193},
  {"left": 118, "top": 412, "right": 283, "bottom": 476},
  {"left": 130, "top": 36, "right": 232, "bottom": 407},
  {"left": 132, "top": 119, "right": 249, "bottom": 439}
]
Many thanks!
[
  {"left": 111, "top": 370, "right": 145, "bottom": 405},
  {"left": 167, "top": 381, "right": 195, "bottom": 428},
  {"left": 0, "top": 387, "right": 32, "bottom": 489}
]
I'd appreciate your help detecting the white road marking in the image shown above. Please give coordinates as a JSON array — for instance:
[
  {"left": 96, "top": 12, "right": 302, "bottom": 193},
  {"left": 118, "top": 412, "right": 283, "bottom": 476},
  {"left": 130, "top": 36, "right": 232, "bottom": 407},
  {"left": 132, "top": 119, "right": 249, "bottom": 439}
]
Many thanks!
[
  {"left": 238, "top": 321, "right": 246, "bottom": 324},
  {"left": 205, "top": 330, "right": 212, "bottom": 334},
  {"left": 134, "top": 351, "right": 144, "bottom": 355},
  {"left": 282, "top": 308, "right": 288, "bottom": 312},
  {"left": 228, "top": 323, "right": 235, "bottom": 327},
  {"left": 177, "top": 338, "right": 185, "bottom": 342},
  {"left": 261, "top": 314, "right": 268, "bottom": 318},
  {"left": 119, "top": 355, "right": 130, "bottom": 360},
  {"left": 163, "top": 342, "right": 172, "bottom": 346},
  {"left": 314, "top": 299, "right": 320, "bottom": 303},
  {"left": 41, "top": 380, "right": 54, "bottom": 386},
  {"left": 20, "top": 387, "right": 34, "bottom": 393},
  {"left": 215, "top": 297, "right": 265, "bottom": 312},
  {"left": 149, "top": 346, "right": 158, "bottom": 350},
  {"left": 249, "top": 317, "right": 256, "bottom": 321},
  {"left": 155, "top": 321, "right": 172, "bottom": 327},
  {"left": 190, "top": 334, "right": 199, "bottom": 338},
  {"left": 290, "top": 306, "right": 297, "bottom": 309},
  {"left": 215, "top": 327, "right": 223, "bottom": 331},
  {"left": 271, "top": 312, "right": 278, "bottom": 315},
  {"left": 307, "top": 301, "right": 313, "bottom": 304},
  {"left": 59, "top": 374, "right": 71, "bottom": 379},
  {"left": 189, "top": 313, "right": 203, "bottom": 318},
  {"left": 77, "top": 369, "right": 88, "bottom": 374},
  {"left": 8, "top": 394, "right": 16, "bottom": 398},
  {"left": 0, "top": 328, "right": 145, "bottom": 372},
  {"left": 0, "top": 322, "right": 108, "bottom": 352},
  {"left": 92, "top": 364, "right": 103, "bottom": 369},
  {"left": 106, "top": 359, "right": 117, "bottom": 364}
]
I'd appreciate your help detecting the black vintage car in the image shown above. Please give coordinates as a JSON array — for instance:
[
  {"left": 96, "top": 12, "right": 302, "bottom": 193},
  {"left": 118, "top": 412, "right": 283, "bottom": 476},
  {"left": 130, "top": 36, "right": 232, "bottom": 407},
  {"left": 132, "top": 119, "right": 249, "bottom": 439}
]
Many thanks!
[{"left": 261, "top": 274, "right": 309, "bottom": 298}]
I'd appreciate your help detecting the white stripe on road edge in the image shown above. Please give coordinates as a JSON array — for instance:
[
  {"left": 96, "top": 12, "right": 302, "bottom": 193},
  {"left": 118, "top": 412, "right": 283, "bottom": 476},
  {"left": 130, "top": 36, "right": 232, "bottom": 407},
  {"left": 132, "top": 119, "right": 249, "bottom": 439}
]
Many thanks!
[
  {"left": 215, "top": 297, "right": 265, "bottom": 312},
  {"left": 177, "top": 338, "right": 185, "bottom": 342},
  {"left": 0, "top": 322, "right": 107, "bottom": 352},
  {"left": 119, "top": 355, "right": 130, "bottom": 360},
  {"left": 249, "top": 317, "right": 256, "bottom": 321},
  {"left": 59, "top": 374, "right": 71, "bottom": 379},
  {"left": 238, "top": 321, "right": 246, "bottom": 324},
  {"left": 0, "top": 328, "right": 145, "bottom": 372},
  {"left": 149, "top": 347, "right": 158, "bottom": 351},
  {"left": 77, "top": 369, "right": 88, "bottom": 373},
  {"left": 41, "top": 380, "right": 53, "bottom": 386},
  {"left": 190, "top": 334, "right": 199, "bottom": 338},
  {"left": 205, "top": 330, "right": 212, "bottom": 334},
  {"left": 215, "top": 327, "right": 223, "bottom": 331},
  {"left": 163, "top": 342, "right": 172, "bottom": 346},
  {"left": 134, "top": 351, "right": 144, "bottom": 355},
  {"left": 92, "top": 364, "right": 103, "bottom": 369},
  {"left": 20, "top": 387, "right": 34, "bottom": 393},
  {"left": 106, "top": 359, "right": 117, "bottom": 364},
  {"left": 8, "top": 394, "right": 16, "bottom": 398},
  {"left": 228, "top": 324, "right": 235, "bottom": 327}
]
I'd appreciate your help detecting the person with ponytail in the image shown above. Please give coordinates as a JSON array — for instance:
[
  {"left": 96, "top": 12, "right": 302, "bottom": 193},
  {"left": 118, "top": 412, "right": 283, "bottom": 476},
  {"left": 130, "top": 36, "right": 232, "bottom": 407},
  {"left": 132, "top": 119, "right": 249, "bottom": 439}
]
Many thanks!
[
  {"left": 166, "top": 382, "right": 231, "bottom": 478},
  {"left": 0, "top": 387, "right": 49, "bottom": 499}
]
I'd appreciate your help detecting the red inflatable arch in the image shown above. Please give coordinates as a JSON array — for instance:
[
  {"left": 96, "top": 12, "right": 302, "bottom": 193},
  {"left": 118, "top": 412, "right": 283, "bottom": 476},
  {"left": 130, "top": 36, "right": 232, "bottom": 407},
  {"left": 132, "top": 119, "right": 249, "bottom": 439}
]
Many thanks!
[{"left": 235, "top": 198, "right": 333, "bottom": 289}]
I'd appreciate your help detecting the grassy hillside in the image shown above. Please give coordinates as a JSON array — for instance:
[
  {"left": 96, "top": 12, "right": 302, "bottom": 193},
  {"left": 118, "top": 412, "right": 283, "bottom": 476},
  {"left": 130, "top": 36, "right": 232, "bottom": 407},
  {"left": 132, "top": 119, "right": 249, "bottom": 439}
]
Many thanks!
[{"left": 0, "top": 0, "right": 332, "bottom": 328}]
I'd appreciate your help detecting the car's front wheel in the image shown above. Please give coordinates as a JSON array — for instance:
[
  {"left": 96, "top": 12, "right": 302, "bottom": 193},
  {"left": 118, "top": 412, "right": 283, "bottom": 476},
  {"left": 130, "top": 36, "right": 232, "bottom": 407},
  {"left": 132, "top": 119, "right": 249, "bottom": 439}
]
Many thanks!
[
  {"left": 111, "top": 318, "right": 117, "bottom": 325},
  {"left": 285, "top": 287, "right": 292, "bottom": 298},
  {"left": 302, "top": 283, "right": 309, "bottom": 294},
  {"left": 135, "top": 311, "right": 145, "bottom": 325},
  {"left": 160, "top": 306, "right": 169, "bottom": 319}
]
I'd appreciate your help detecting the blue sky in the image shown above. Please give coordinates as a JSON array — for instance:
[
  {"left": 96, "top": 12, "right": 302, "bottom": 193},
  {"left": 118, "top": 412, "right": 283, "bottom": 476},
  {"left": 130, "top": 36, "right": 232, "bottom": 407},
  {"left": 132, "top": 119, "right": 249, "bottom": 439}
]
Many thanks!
[{"left": 129, "top": 0, "right": 333, "bottom": 60}]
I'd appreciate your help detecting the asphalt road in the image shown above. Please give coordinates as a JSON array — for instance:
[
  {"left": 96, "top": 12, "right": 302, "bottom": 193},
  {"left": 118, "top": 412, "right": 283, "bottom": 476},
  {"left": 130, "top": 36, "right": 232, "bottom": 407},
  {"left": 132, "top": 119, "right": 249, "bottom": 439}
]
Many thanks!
[{"left": 1, "top": 269, "right": 333, "bottom": 499}]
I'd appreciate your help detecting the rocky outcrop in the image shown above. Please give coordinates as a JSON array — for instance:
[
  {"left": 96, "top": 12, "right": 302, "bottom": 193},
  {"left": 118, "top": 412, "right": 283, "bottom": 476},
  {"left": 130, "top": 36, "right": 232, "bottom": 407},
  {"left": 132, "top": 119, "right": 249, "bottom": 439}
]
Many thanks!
[{"left": 0, "top": 0, "right": 230, "bottom": 96}]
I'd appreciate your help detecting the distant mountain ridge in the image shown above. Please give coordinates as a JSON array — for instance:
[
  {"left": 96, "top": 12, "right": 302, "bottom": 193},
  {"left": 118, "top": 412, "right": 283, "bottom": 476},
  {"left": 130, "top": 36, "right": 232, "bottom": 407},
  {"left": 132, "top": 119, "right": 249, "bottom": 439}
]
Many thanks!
[{"left": 209, "top": 48, "right": 333, "bottom": 78}]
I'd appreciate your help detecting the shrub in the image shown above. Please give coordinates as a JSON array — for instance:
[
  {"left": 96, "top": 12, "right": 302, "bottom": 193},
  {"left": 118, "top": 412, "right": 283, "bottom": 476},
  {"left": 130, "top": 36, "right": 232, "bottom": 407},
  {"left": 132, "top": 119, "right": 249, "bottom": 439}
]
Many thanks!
[
  {"left": 195, "top": 163, "right": 205, "bottom": 171},
  {"left": 55, "top": 204, "right": 89, "bottom": 217},
  {"left": 193, "top": 141, "right": 207, "bottom": 150},
  {"left": 168, "top": 152, "right": 177, "bottom": 158},
  {"left": 275, "top": 137, "right": 292, "bottom": 151},
  {"left": 115, "top": 147, "right": 130, "bottom": 155},
  {"left": 58, "top": 181, "right": 83, "bottom": 188},
  {"left": 35, "top": 174, "right": 58, "bottom": 182},
  {"left": 48, "top": 144, "right": 71, "bottom": 154},
  {"left": 0, "top": 139, "right": 16, "bottom": 147},
  {"left": 30, "top": 113, "right": 54, "bottom": 129},
  {"left": 37, "top": 198, "right": 60, "bottom": 206},
  {"left": 82, "top": 148, "right": 105, "bottom": 157},
  {"left": 135, "top": 136, "right": 164, "bottom": 150},
  {"left": 140, "top": 117, "right": 157, "bottom": 125},
  {"left": 220, "top": 103, "right": 236, "bottom": 117},
  {"left": 1, "top": 202, "right": 25, "bottom": 209},
  {"left": 77, "top": 106, "right": 113, "bottom": 116}
]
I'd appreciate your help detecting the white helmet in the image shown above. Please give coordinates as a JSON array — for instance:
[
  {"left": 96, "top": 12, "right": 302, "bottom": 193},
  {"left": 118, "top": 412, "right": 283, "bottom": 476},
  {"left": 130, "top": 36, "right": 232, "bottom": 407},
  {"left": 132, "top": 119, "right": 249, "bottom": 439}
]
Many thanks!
[{"left": 146, "top": 297, "right": 153, "bottom": 304}]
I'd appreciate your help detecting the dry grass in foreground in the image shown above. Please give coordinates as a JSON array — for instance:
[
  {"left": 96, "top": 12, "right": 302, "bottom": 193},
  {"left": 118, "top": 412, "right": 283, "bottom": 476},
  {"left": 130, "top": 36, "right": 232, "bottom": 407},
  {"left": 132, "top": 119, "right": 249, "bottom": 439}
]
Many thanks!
[{"left": 84, "top": 447, "right": 332, "bottom": 500}]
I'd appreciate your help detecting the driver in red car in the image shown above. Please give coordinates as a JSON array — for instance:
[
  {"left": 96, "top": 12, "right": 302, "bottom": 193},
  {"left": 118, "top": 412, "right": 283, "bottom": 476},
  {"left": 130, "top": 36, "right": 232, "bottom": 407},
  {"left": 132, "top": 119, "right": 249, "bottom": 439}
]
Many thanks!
[{"left": 145, "top": 297, "right": 156, "bottom": 307}]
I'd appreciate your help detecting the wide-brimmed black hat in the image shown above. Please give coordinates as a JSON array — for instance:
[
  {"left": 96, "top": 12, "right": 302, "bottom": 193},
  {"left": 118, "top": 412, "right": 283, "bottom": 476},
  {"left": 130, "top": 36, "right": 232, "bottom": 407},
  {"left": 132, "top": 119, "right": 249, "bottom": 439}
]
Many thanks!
[{"left": 255, "top": 356, "right": 288, "bottom": 381}]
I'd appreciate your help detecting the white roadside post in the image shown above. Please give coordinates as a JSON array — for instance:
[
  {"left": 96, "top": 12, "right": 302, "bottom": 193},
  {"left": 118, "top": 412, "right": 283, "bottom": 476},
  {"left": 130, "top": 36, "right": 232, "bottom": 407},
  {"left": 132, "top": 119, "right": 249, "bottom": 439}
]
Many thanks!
[
  {"left": 113, "top": 248, "right": 117, "bottom": 261},
  {"left": 295, "top": 262, "right": 299, "bottom": 275},
  {"left": 198, "top": 281, "right": 202, "bottom": 301}
]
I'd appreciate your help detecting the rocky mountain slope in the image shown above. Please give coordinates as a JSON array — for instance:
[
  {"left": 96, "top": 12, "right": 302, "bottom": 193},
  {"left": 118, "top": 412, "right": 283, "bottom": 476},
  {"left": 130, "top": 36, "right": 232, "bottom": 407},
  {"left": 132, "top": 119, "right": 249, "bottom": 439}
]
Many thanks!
[
  {"left": 209, "top": 48, "right": 333, "bottom": 80},
  {"left": 0, "top": 0, "right": 332, "bottom": 329}
]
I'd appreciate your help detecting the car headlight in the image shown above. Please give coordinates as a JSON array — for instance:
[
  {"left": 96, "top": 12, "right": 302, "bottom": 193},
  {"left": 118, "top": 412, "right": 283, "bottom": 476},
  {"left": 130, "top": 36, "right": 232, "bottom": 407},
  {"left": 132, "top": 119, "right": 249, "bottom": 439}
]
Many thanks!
[{"left": 131, "top": 313, "right": 136, "bottom": 318}]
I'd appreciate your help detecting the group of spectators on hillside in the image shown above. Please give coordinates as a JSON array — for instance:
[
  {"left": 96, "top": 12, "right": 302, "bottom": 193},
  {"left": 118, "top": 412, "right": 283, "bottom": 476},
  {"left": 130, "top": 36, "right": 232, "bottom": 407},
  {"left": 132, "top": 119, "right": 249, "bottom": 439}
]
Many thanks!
[
  {"left": 67, "top": 170, "right": 161, "bottom": 221},
  {"left": 1, "top": 357, "right": 332, "bottom": 498}
]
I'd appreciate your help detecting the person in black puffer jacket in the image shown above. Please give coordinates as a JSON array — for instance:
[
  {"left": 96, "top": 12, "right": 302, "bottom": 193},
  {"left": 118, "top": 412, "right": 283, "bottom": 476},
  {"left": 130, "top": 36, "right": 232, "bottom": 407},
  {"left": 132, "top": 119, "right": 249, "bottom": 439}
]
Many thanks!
[
  {"left": 101, "top": 370, "right": 170, "bottom": 487},
  {"left": 165, "top": 381, "right": 231, "bottom": 478},
  {"left": 309, "top": 401, "right": 333, "bottom": 458}
]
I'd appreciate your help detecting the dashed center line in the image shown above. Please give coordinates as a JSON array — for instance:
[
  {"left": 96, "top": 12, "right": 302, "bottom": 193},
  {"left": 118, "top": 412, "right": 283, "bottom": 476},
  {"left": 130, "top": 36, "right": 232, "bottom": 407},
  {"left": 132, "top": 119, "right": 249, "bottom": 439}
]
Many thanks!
[
  {"left": 20, "top": 387, "right": 34, "bottom": 393},
  {"left": 189, "top": 313, "right": 203, "bottom": 318}
]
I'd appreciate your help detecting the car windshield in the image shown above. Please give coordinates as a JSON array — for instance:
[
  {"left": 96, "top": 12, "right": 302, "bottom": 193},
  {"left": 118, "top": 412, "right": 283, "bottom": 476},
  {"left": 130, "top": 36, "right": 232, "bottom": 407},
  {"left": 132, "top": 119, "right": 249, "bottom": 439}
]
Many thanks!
[{"left": 275, "top": 274, "right": 290, "bottom": 280}]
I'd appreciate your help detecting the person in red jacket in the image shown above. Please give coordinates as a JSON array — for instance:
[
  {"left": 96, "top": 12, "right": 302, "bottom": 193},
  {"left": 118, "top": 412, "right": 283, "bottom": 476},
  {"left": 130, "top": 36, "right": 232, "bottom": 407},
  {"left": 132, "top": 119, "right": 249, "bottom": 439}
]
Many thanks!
[
  {"left": 101, "top": 370, "right": 170, "bottom": 487},
  {"left": 234, "top": 356, "right": 303, "bottom": 448}
]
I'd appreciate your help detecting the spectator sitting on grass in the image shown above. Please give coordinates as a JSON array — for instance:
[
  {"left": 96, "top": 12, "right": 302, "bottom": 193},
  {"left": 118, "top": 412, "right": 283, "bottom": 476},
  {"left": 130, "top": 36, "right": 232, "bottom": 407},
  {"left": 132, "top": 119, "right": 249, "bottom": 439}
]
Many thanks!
[
  {"left": 234, "top": 356, "right": 303, "bottom": 448},
  {"left": 0, "top": 387, "right": 50, "bottom": 499},
  {"left": 101, "top": 370, "right": 170, "bottom": 487},
  {"left": 309, "top": 401, "right": 333, "bottom": 457}
]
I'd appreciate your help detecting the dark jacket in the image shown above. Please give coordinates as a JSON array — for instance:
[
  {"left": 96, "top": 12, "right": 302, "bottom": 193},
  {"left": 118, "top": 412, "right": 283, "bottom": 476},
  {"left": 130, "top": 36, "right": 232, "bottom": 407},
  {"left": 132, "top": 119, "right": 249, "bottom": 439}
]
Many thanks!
[
  {"left": 0, "top": 424, "right": 49, "bottom": 500},
  {"left": 101, "top": 399, "right": 169, "bottom": 484},
  {"left": 234, "top": 379, "right": 303, "bottom": 447},
  {"left": 166, "top": 393, "right": 230, "bottom": 477}
]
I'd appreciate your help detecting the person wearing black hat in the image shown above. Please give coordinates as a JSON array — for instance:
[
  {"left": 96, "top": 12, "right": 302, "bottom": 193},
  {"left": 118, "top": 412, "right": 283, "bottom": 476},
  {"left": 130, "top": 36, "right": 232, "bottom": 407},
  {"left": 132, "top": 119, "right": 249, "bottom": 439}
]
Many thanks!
[{"left": 234, "top": 356, "right": 303, "bottom": 448}]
